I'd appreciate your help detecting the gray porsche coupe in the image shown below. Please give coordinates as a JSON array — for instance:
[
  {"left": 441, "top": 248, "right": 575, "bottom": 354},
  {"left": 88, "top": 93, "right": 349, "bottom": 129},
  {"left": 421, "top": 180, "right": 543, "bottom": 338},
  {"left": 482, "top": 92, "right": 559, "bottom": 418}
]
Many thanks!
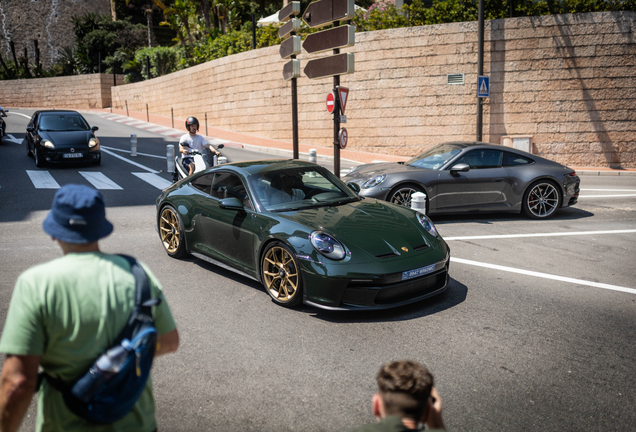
[{"left": 342, "top": 142, "right": 580, "bottom": 219}]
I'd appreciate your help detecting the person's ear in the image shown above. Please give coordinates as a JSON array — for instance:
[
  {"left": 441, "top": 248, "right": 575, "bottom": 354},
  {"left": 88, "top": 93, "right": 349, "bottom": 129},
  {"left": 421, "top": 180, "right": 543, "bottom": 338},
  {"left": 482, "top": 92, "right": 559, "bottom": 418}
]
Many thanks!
[{"left": 372, "top": 394, "right": 383, "bottom": 419}]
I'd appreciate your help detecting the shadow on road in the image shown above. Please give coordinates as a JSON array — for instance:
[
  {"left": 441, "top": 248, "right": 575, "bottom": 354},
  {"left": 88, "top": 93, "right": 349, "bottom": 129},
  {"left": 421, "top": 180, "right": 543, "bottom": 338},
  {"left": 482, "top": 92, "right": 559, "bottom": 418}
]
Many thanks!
[{"left": 431, "top": 206, "right": 594, "bottom": 225}]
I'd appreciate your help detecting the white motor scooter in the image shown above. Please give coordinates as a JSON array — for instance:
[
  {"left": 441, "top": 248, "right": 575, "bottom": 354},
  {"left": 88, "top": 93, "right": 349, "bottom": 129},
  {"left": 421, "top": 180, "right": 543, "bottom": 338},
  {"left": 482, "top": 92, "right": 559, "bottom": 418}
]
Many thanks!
[{"left": 173, "top": 143, "right": 224, "bottom": 183}]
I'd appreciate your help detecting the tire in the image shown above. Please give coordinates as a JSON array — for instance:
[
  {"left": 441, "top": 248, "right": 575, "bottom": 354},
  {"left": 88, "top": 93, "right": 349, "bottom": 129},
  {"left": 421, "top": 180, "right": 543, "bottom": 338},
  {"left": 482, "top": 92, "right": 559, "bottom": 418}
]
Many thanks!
[
  {"left": 34, "top": 146, "right": 44, "bottom": 167},
  {"left": 522, "top": 180, "right": 561, "bottom": 219},
  {"left": 388, "top": 183, "right": 423, "bottom": 208},
  {"left": 158, "top": 205, "right": 187, "bottom": 258},
  {"left": 93, "top": 154, "right": 101, "bottom": 166},
  {"left": 26, "top": 140, "right": 32, "bottom": 157},
  {"left": 261, "top": 242, "right": 303, "bottom": 307}
]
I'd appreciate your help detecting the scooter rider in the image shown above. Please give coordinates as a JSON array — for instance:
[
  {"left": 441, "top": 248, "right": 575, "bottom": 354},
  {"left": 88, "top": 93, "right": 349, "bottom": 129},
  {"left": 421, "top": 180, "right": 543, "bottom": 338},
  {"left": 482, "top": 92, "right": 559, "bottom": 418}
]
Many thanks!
[{"left": 179, "top": 116, "right": 222, "bottom": 176}]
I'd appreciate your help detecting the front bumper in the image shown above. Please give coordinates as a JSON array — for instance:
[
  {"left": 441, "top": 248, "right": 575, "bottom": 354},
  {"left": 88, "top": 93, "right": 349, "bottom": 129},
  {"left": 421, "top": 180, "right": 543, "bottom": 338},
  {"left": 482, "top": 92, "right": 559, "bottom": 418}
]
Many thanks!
[
  {"left": 39, "top": 146, "right": 100, "bottom": 164},
  {"left": 299, "top": 248, "right": 450, "bottom": 311}
]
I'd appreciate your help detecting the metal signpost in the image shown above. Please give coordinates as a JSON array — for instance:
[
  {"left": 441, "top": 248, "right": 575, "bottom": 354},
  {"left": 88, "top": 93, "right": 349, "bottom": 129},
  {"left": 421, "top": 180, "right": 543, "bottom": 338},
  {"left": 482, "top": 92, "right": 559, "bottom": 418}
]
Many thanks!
[
  {"left": 279, "top": 2, "right": 302, "bottom": 159},
  {"left": 301, "top": 0, "right": 355, "bottom": 177}
]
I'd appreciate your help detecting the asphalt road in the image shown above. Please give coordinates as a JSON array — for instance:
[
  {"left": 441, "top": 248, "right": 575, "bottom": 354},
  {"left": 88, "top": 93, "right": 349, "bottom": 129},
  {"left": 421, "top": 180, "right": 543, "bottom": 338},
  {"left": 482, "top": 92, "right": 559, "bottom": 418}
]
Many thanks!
[{"left": 1, "top": 110, "right": 635, "bottom": 431}]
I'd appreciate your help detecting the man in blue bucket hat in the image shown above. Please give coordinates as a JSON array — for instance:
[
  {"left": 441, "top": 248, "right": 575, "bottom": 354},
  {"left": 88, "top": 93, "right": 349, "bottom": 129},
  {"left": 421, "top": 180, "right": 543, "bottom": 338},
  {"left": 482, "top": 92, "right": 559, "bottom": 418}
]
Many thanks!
[{"left": 0, "top": 185, "right": 179, "bottom": 432}]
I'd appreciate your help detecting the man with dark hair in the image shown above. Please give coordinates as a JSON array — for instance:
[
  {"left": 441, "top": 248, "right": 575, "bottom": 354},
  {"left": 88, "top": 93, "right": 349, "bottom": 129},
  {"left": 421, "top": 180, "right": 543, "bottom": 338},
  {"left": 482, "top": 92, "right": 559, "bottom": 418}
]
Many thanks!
[
  {"left": 349, "top": 360, "right": 446, "bottom": 431},
  {"left": 0, "top": 184, "right": 179, "bottom": 432}
]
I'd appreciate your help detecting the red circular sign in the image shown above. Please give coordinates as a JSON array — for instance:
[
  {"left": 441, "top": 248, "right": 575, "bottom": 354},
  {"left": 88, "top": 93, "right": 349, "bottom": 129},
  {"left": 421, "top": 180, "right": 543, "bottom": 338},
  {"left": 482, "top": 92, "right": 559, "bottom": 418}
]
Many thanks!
[
  {"left": 339, "top": 128, "right": 348, "bottom": 149},
  {"left": 326, "top": 92, "right": 336, "bottom": 114}
]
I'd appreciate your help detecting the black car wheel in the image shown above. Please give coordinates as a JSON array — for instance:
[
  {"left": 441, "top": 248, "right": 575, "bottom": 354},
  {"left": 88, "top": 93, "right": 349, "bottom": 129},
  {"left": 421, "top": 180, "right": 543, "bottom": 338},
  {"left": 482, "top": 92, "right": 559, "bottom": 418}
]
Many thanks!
[
  {"left": 389, "top": 183, "right": 423, "bottom": 208},
  {"left": 261, "top": 242, "right": 303, "bottom": 307},
  {"left": 26, "top": 140, "right": 32, "bottom": 157},
  {"left": 34, "top": 146, "right": 44, "bottom": 167},
  {"left": 522, "top": 180, "right": 561, "bottom": 219},
  {"left": 159, "top": 205, "right": 187, "bottom": 258},
  {"left": 93, "top": 154, "right": 101, "bottom": 166}
]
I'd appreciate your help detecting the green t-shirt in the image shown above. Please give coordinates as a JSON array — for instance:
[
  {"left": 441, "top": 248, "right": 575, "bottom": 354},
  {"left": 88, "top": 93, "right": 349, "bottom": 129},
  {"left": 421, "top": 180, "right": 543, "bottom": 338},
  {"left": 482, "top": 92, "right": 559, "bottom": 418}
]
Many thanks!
[{"left": 0, "top": 252, "right": 177, "bottom": 432}]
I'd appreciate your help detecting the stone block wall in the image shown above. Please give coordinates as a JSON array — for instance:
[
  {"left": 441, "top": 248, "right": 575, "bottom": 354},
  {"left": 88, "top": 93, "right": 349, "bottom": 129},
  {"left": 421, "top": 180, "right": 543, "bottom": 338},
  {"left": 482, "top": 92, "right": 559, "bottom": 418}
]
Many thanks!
[
  {"left": 0, "top": 0, "right": 111, "bottom": 68},
  {"left": 0, "top": 74, "right": 124, "bottom": 109},
  {"left": 111, "top": 11, "right": 636, "bottom": 168}
]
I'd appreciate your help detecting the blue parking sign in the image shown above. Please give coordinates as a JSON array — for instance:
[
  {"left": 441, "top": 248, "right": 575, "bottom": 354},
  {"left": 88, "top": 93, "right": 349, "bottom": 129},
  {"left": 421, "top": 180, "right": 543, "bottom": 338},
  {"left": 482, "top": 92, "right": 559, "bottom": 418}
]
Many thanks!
[{"left": 478, "top": 76, "right": 489, "bottom": 98}]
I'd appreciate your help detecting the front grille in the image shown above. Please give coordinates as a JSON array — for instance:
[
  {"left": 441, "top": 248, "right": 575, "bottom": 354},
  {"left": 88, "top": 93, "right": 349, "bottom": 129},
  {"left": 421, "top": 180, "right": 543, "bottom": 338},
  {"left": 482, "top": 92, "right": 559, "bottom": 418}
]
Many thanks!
[{"left": 374, "top": 271, "right": 446, "bottom": 304}]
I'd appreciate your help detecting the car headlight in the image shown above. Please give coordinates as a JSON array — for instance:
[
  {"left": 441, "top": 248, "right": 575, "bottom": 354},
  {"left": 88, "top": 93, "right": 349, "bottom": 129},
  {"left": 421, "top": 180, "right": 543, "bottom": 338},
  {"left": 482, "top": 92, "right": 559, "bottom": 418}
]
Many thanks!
[
  {"left": 89, "top": 137, "right": 99, "bottom": 148},
  {"left": 310, "top": 231, "right": 346, "bottom": 260},
  {"left": 416, "top": 212, "right": 438, "bottom": 237},
  {"left": 363, "top": 174, "right": 386, "bottom": 189},
  {"left": 42, "top": 140, "right": 54, "bottom": 149}
]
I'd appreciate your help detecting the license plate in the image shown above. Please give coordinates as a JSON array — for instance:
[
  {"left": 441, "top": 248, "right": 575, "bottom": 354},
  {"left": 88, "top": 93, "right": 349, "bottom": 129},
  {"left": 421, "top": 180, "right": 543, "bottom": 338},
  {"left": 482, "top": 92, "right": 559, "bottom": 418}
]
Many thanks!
[
  {"left": 63, "top": 153, "right": 83, "bottom": 158},
  {"left": 402, "top": 264, "right": 436, "bottom": 281}
]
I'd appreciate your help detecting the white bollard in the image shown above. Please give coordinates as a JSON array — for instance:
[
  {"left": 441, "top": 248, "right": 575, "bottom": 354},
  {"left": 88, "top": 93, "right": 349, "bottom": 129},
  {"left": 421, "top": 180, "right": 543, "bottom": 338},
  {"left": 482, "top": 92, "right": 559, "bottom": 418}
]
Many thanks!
[
  {"left": 166, "top": 145, "right": 175, "bottom": 173},
  {"left": 411, "top": 192, "right": 427, "bottom": 214},
  {"left": 218, "top": 156, "right": 227, "bottom": 165},
  {"left": 309, "top": 148, "right": 317, "bottom": 164},
  {"left": 130, "top": 133, "right": 137, "bottom": 157}
]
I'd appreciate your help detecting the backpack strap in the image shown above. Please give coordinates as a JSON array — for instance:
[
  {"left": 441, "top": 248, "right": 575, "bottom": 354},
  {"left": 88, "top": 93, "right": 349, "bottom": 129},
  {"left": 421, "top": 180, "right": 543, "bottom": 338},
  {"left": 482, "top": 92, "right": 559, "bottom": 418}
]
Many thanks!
[{"left": 117, "top": 255, "right": 158, "bottom": 325}]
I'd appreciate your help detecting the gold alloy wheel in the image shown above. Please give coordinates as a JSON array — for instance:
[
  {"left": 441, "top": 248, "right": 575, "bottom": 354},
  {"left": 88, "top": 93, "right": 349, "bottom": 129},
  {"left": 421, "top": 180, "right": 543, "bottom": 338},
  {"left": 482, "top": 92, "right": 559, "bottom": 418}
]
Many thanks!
[
  {"left": 262, "top": 245, "right": 300, "bottom": 304},
  {"left": 159, "top": 207, "right": 181, "bottom": 254}
]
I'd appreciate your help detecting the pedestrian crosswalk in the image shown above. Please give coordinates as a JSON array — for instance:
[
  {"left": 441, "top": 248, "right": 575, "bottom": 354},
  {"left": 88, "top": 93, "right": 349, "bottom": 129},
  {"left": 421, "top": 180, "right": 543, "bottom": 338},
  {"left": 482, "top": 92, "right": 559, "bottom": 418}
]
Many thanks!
[{"left": 24, "top": 170, "right": 172, "bottom": 190}]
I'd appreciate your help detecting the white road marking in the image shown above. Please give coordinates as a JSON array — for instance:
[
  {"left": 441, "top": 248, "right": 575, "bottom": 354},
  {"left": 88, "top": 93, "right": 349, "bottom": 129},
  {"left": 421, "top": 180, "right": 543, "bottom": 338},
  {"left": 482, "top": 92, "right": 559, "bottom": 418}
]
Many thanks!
[
  {"left": 79, "top": 172, "right": 123, "bottom": 190},
  {"left": 5, "top": 134, "right": 22, "bottom": 144},
  {"left": 101, "top": 145, "right": 166, "bottom": 159},
  {"left": 580, "top": 188, "right": 636, "bottom": 192},
  {"left": 26, "top": 170, "right": 60, "bottom": 189},
  {"left": 579, "top": 194, "right": 636, "bottom": 198},
  {"left": 8, "top": 112, "right": 31, "bottom": 119},
  {"left": 444, "top": 229, "right": 636, "bottom": 241},
  {"left": 451, "top": 257, "right": 636, "bottom": 295},
  {"left": 132, "top": 172, "right": 172, "bottom": 190},
  {"left": 100, "top": 148, "right": 158, "bottom": 173}
]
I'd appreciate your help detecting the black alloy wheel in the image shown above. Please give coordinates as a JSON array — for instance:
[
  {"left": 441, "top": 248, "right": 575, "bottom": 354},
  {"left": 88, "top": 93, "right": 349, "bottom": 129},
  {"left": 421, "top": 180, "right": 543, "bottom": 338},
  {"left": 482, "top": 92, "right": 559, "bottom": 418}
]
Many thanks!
[{"left": 34, "top": 146, "right": 44, "bottom": 167}]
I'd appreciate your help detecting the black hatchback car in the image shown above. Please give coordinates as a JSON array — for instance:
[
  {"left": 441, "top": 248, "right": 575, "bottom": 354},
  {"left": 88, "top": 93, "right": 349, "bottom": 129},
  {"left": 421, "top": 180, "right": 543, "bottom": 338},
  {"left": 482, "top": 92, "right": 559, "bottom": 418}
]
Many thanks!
[{"left": 26, "top": 110, "right": 101, "bottom": 166}]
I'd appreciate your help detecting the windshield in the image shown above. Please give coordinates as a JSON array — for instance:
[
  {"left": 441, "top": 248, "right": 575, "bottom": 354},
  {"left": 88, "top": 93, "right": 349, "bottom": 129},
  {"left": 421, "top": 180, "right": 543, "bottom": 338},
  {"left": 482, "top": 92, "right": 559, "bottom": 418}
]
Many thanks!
[
  {"left": 406, "top": 144, "right": 464, "bottom": 169},
  {"left": 39, "top": 114, "right": 90, "bottom": 132},
  {"left": 247, "top": 166, "right": 359, "bottom": 212}
]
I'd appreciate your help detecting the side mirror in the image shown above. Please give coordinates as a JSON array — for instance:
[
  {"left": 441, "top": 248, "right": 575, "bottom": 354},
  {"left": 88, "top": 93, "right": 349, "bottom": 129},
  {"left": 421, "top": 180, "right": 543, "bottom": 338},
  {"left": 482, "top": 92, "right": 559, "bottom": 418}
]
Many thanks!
[
  {"left": 217, "top": 144, "right": 224, "bottom": 149},
  {"left": 219, "top": 197, "right": 243, "bottom": 210},
  {"left": 26, "top": 126, "right": 34, "bottom": 133},
  {"left": 450, "top": 163, "right": 470, "bottom": 175},
  {"left": 92, "top": 126, "right": 99, "bottom": 132},
  {"left": 347, "top": 182, "right": 361, "bottom": 193}
]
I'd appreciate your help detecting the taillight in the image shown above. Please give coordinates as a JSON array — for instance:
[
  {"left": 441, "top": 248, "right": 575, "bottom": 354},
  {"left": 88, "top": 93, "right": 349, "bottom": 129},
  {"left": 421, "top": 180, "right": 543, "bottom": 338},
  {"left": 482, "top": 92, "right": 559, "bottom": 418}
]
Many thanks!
[{"left": 567, "top": 171, "right": 577, "bottom": 176}]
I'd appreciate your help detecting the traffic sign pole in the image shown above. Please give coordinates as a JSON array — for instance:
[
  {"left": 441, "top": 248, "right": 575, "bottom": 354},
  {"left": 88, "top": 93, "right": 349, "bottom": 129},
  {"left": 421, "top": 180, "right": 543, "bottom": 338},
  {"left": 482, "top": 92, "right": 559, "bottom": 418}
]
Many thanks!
[{"left": 333, "top": 42, "right": 341, "bottom": 178}]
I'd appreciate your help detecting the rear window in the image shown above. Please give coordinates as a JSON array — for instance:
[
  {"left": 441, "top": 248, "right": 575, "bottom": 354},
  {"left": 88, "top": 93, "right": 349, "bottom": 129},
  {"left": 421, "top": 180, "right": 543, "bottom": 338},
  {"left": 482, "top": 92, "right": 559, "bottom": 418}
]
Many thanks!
[{"left": 503, "top": 152, "right": 534, "bottom": 166}]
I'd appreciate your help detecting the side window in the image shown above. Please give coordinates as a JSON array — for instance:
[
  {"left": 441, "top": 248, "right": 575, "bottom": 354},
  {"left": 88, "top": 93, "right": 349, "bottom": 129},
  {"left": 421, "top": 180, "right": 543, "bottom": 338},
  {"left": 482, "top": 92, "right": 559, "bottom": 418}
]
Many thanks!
[
  {"left": 211, "top": 172, "right": 252, "bottom": 209},
  {"left": 29, "top": 113, "right": 38, "bottom": 129},
  {"left": 191, "top": 174, "right": 214, "bottom": 195},
  {"left": 503, "top": 152, "right": 534, "bottom": 166},
  {"left": 455, "top": 150, "right": 503, "bottom": 169}
]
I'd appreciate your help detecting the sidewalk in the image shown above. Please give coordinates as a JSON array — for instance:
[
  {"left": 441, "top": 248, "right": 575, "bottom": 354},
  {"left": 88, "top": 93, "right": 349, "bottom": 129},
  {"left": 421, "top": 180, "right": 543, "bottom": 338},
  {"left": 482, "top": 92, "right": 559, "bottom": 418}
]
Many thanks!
[{"left": 85, "top": 108, "right": 636, "bottom": 176}]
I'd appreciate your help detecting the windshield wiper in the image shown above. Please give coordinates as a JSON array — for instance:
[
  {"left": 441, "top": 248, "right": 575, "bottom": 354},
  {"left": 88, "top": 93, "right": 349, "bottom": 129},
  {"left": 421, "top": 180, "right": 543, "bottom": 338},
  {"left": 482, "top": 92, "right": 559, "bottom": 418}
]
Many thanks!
[{"left": 327, "top": 197, "right": 359, "bottom": 207}]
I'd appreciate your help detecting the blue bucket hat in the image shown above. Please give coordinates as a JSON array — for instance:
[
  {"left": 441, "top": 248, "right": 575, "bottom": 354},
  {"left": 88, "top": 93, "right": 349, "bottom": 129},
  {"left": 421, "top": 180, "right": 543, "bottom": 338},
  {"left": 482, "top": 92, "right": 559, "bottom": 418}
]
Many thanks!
[{"left": 43, "top": 184, "right": 113, "bottom": 243}]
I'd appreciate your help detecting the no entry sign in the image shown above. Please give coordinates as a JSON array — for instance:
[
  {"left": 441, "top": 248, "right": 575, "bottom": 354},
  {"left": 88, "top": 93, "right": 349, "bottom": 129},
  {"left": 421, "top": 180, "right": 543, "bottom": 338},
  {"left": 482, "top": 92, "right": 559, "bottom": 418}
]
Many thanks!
[
  {"left": 326, "top": 92, "right": 336, "bottom": 114},
  {"left": 339, "top": 128, "right": 348, "bottom": 149}
]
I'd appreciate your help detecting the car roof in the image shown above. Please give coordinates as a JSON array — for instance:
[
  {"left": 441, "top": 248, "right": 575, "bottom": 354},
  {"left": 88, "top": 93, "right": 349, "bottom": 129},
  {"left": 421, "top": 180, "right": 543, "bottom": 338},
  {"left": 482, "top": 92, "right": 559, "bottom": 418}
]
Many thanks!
[{"left": 36, "top": 110, "right": 82, "bottom": 115}]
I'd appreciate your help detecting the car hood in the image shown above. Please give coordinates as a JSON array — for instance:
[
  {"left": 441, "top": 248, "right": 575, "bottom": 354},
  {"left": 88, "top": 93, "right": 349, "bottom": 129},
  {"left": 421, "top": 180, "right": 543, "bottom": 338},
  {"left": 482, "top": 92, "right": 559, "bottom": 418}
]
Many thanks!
[
  {"left": 40, "top": 131, "right": 93, "bottom": 148},
  {"left": 278, "top": 199, "right": 435, "bottom": 259},
  {"left": 345, "top": 162, "right": 436, "bottom": 181}
]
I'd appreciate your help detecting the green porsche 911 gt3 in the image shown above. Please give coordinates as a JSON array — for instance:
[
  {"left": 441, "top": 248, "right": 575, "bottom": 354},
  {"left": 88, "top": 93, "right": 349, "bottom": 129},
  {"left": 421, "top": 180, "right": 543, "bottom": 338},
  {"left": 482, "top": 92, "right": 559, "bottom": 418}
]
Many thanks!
[{"left": 156, "top": 160, "right": 450, "bottom": 310}]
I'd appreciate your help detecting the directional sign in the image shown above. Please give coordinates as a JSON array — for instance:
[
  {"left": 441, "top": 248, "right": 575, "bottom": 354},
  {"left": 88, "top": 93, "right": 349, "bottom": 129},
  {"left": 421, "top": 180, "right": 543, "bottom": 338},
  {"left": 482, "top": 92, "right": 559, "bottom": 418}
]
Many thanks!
[
  {"left": 280, "top": 36, "right": 301, "bottom": 59},
  {"left": 339, "top": 128, "right": 348, "bottom": 149},
  {"left": 326, "top": 92, "right": 336, "bottom": 114},
  {"left": 302, "top": 0, "right": 355, "bottom": 29},
  {"left": 337, "top": 86, "right": 349, "bottom": 114},
  {"left": 478, "top": 75, "right": 490, "bottom": 98},
  {"left": 303, "top": 25, "right": 355, "bottom": 54},
  {"left": 278, "top": 1, "right": 301, "bottom": 22},
  {"left": 283, "top": 59, "right": 301, "bottom": 81},
  {"left": 278, "top": 18, "right": 301, "bottom": 39},
  {"left": 304, "top": 52, "right": 354, "bottom": 80}
]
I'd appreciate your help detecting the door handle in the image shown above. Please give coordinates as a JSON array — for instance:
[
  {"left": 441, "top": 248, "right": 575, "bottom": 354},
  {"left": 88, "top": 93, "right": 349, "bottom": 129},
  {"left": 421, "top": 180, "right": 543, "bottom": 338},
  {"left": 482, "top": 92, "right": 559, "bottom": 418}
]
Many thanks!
[{"left": 492, "top": 178, "right": 504, "bottom": 182}]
